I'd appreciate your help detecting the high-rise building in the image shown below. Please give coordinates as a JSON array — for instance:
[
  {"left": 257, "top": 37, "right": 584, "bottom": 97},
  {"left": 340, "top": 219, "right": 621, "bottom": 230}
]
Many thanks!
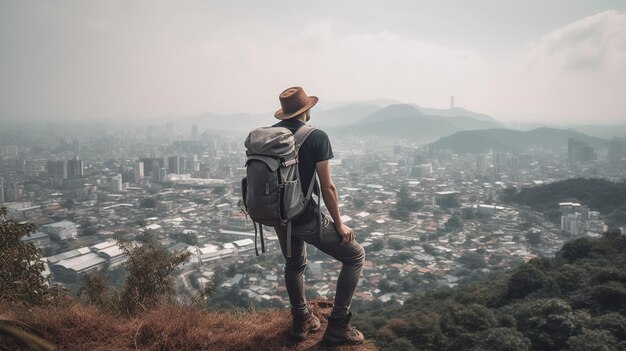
[
  {"left": 559, "top": 202, "right": 589, "bottom": 237},
  {"left": 47, "top": 160, "right": 68, "bottom": 179},
  {"left": 67, "top": 156, "right": 84, "bottom": 178},
  {"left": 168, "top": 156, "right": 182, "bottom": 174},
  {"left": 476, "top": 154, "right": 485, "bottom": 174},
  {"left": 568, "top": 138, "right": 595, "bottom": 163},
  {"left": 157, "top": 167, "right": 167, "bottom": 182},
  {"left": 191, "top": 124, "right": 199, "bottom": 139},
  {"left": 493, "top": 152, "right": 506, "bottom": 174},
  {"left": 134, "top": 162, "right": 144, "bottom": 183},
  {"left": 507, "top": 155, "right": 519, "bottom": 173},
  {"left": 109, "top": 174, "right": 123, "bottom": 192},
  {"left": 139, "top": 158, "right": 165, "bottom": 177}
]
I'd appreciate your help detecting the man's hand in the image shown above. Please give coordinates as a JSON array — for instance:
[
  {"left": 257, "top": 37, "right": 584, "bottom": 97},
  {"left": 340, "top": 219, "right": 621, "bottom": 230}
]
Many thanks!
[{"left": 335, "top": 222, "right": 355, "bottom": 246}]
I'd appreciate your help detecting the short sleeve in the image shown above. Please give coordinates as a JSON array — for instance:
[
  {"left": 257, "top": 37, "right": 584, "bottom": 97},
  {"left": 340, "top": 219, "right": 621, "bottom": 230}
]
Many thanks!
[{"left": 312, "top": 130, "right": 334, "bottom": 162}]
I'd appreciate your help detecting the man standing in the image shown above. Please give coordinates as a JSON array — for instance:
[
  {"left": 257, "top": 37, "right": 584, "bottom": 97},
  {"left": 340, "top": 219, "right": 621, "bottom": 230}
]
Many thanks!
[{"left": 271, "top": 87, "right": 365, "bottom": 346}]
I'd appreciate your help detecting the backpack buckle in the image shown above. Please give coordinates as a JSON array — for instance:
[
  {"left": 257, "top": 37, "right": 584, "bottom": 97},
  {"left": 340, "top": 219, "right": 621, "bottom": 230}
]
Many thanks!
[{"left": 281, "top": 158, "right": 298, "bottom": 168}]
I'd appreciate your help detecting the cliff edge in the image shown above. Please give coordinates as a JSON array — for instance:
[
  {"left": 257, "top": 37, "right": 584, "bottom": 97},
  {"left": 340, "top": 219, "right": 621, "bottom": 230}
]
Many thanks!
[{"left": 0, "top": 299, "right": 377, "bottom": 351}]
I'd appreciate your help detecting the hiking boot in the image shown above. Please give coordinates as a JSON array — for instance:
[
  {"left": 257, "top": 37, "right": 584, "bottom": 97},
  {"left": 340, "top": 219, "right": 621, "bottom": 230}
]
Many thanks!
[
  {"left": 322, "top": 312, "right": 364, "bottom": 346},
  {"left": 288, "top": 310, "right": 321, "bottom": 343}
]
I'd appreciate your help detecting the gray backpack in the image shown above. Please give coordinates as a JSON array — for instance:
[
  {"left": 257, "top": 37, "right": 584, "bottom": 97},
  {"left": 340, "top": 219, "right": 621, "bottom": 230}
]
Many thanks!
[{"left": 241, "top": 124, "right": 321, "bottom": 257}]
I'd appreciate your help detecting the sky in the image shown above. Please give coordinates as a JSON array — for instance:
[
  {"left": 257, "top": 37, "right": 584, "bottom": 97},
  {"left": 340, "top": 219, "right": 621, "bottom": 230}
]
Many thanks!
[{"left": 1, "top": 0, "right": 626, "bottom": 124}]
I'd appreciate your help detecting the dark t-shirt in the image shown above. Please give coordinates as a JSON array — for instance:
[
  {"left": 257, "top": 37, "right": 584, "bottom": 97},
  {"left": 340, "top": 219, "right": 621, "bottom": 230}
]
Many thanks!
[{"left": 273, "top": 118, "right": 334, "bottom": 225}]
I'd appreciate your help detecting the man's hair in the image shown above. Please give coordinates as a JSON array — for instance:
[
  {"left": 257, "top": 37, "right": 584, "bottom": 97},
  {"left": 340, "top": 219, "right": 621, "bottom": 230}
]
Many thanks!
[{"left": 293, "top": 110, "right": 309, "bottom": 120}]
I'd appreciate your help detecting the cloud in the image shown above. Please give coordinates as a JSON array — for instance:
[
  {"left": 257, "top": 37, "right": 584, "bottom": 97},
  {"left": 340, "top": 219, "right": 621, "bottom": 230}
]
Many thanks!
[
  {"left": 211, "top": 21, "right": 489, "bottom": 112},
  {"left": 525, "top": 10, "right": 626, "bottom": 71},
  {"left": 482, "top": 10, "right": 626, "bottom": 123}
]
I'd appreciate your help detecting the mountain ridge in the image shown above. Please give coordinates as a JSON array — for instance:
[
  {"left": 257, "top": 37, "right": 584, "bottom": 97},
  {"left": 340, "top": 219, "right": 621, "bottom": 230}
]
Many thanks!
[{"left": 429, "top": 127, "right": 610, "bottom": 153}]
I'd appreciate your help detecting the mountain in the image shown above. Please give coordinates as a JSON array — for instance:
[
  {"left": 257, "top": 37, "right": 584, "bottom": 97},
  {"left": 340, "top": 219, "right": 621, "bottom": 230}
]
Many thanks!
[
  {"left": 313, "top": 103, "right": 382, "bottom": 127},
  {"left": 416, "top": 106, "right": 500, "bottom": 123},
  {"left": 567, "top": 124, "right": 626, "bottom": 139},
  {"left": 329, "top": 104, "right": 501, "bottom": 143},
  {"left": 429, "top": 127, "right": 610, "bottom": 154},
  {"left": 185, "top": 101, "right": 501, "bottom": 134},
  {"left": 360, "top": 104, "right": 425, "bottom": 123}
]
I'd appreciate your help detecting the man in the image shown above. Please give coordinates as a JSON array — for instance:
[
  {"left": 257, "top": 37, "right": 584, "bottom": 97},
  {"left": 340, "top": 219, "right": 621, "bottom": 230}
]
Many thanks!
[{"left": 272, "top": 86, "right": 365, "bottom": 346}]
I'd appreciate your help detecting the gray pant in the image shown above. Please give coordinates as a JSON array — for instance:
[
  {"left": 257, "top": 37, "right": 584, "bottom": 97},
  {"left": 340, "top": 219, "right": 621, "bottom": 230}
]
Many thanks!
[{"left": 274, "top": 216, "right": 365, "bottom": 318}]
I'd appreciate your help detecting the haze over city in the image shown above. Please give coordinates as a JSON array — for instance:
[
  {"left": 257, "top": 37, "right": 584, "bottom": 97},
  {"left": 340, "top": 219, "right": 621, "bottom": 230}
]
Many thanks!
[{"left": 1, "top": 0, "right": 626, "bottom": 124}]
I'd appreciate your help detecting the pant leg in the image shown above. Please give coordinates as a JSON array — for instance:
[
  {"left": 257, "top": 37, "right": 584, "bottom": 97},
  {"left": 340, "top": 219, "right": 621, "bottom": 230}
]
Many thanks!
[
  {"left": 274, "top": 225, "right": 308, "bottom": 316},
  {"left": 295, "top": 218, "right": 365, "bottom": 318}
]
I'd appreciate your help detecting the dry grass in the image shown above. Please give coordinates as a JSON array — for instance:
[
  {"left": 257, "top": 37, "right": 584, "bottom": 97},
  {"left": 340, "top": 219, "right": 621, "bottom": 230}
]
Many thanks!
[{"left": 0, "top": 300, "right": 377, "bottom": 351}]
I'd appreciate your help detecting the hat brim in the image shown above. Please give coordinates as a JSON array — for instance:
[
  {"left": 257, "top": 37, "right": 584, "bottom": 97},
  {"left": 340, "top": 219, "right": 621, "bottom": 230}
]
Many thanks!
[{"left": 274, "top": 96, "right": 318, "bottom": 120}]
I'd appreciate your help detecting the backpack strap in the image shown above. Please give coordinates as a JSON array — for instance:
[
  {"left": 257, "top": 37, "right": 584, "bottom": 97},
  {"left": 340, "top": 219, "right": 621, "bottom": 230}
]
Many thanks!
[
  {"left": 292, "top": 124, "right": 316, "bottom": 153},
  {"left": 260, "top": 224, "right": 265, "bottom": 253},
  {"left": 253, "top": 221, "right": 259, "bottom": 256},
  {"left": 286, "top": 160, "right": 323, "bottom": 258},
  {"left": 285, "top": 124, "right": 317, "bottom": 258}
]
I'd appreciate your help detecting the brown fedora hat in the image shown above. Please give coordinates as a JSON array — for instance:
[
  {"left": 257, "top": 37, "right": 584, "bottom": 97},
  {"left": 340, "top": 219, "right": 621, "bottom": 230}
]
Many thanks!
[{"left": 274, "top": 86, "right": 318, "bottom": 120}]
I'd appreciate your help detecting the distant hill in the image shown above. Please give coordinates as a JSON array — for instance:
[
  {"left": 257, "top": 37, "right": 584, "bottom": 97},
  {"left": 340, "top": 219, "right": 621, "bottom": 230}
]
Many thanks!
[
  {"left": 568, "top": 124, "right": 626, "bottom": 139},
  {"left": 416, "top": 106, "right": 500, "bottom": 123},
  {"left": 356, "top": 231, "right": 626, "bottom": 351},
  {"left": 186, "top": 102, "right": 502, "bottom": 134},
  {"left": 429, "top": 127, "right": 610, "bottom": 153},
  {"left": 330, "top": 104, "right": 501, "bottom": 143},
  {"left": 505, "top": 177, "right": 626, "bottom": 227}
]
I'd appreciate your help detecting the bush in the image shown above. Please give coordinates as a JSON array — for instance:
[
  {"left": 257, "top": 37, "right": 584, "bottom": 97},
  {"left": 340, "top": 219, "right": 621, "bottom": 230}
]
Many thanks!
[
  {"left": 117, "top": 234, "right": 191, "bottom": 313},
  {"left": 0, "top": 207, "right": 50, "bottom": 305}
]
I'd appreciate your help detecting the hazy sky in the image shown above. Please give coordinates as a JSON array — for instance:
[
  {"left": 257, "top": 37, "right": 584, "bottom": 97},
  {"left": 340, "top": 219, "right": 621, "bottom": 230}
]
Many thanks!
[{"left": 1, "top": 1, "right": 626, "bottom": 124}]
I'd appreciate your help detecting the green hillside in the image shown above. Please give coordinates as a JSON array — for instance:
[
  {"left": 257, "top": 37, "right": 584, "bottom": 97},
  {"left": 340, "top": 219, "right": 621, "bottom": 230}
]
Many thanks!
[
  {"left": 505, "top": 178, "right": 626, "bottom": 227},
  {"left": 355, "top": 231, "right": 626, "bottom": 351}
]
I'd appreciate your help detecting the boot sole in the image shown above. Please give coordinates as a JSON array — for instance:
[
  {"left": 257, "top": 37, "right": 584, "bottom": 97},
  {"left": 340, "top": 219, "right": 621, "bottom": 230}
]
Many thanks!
[
  {"left": 288, "top": 324, "right": 321, "bottom": 343},
  {"left": 322, "top": 334, "right": 364, "bottom": 346}
]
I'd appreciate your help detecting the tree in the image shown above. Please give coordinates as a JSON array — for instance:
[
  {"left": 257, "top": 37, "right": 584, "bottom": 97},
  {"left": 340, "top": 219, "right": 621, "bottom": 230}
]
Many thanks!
[
  {"left": 390, "top": 186, "right": 422, "bottom": 221},
  {"left": 140, "top": 197, "right": 157, "bottom": 209},
  {"left": 506, "top": 265, "right": 556, "bottom": 300},
  {"left": 567, "top": 329, "right": 618, "bottom": 351},
  {"left": 0, "top": 207, "right": 50, "bottom": 305},
  {"left": 458, "top": 251, "right": 486, "bottom": 270},
  {"left": 445, "top": 215, "right": 463, "bottom": 232},
  {"left": 388, "top": 238, "right": 405, "bottom": 251},
  {"left": 511, "top": 298, "right": 584, "bottom": 351},
  {"left": 63, "top": 198, "right": 76, "bottom": 209},
  {"left": 526, "top": 231, "right": 541, "bottom": 246}
]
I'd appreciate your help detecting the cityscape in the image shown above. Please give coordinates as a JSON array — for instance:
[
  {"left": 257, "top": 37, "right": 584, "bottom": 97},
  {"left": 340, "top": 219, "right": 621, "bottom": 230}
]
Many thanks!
[{"left": 3, "top": 116, "right": 625, "bottom": 309}]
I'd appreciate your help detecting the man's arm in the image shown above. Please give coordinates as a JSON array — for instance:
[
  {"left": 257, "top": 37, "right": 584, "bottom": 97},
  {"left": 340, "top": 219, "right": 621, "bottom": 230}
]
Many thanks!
[{"left": 316, "top": 160, "right": 354, "bottom": 246}]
